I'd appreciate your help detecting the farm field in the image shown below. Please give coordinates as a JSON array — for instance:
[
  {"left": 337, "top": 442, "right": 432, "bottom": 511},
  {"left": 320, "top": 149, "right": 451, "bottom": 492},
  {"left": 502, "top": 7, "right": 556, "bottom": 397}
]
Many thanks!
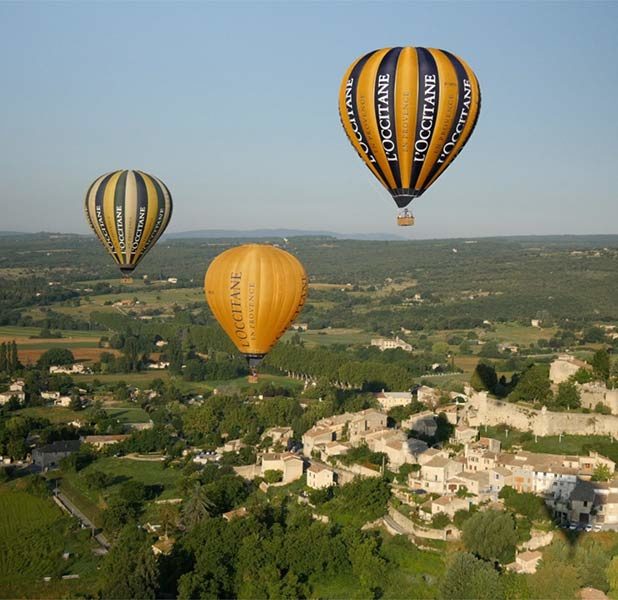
[
  {"left": 283, "top": 328, "right": 372, "bottom": 347},
  {"left": 0, "top": 326, "right": 105, "bottom": 339},
  {"left": 60, "top": 456, "right": 183, "bottom": 507},
  {"left": 485, "top": 323, "right": 559, "bottom": 346},
  {"left": 0, "top": 325, "right": 110, "bottom": 365},
  {"left": 15, "top": 406, "right": 86, "bottom": 424},
  {"left": 74, "top": 371, "right": 303, "bottom": 395},
  {"left": 0, "top": 482, "right": 100, "bottom": 598},
  {"left": 102, "top": 404, "right": 151, "bottom": 423}
]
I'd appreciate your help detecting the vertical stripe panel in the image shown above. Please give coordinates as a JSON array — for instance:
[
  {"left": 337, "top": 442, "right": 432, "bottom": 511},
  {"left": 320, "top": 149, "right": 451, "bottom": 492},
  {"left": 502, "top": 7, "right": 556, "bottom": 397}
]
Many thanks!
[
  {"left": 338, "top": 51, "right": 390, "bottom": 189},
  {"left": 425, "top": 56, "right": 481, "bottom": 190},
  {"left": 408, "top": 48, "right": 439, "bottom": 192},
  {"left": 374, "top": 47, "right": 403, "bottom": 188},
  {"left": 122, "top": 171, "right": 138, "bottom": 266},
  {"left": 394, "top": 47, "right": 418, "bottom": 190},
  {"left": 95, "top": 172, "right": 121, "bottom": 263},
  {"left": 355, "top": 48, "right": 397, "bottom": 189},
  {"left": 415, "top": 49, "right": 459, "bottom": 190}
]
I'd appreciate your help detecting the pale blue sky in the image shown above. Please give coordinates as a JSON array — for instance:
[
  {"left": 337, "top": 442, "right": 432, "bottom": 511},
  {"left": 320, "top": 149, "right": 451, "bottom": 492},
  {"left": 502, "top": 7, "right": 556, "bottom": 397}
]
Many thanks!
[{"left": 1, "top": 1, "right": 616, "bottom": 239}]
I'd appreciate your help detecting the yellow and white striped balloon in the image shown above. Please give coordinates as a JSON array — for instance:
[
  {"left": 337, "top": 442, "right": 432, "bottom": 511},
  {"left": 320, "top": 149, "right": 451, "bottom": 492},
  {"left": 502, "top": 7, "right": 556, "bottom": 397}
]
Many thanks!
[{"left": 84, "top": 170, "right": 173, "bottom": 274}]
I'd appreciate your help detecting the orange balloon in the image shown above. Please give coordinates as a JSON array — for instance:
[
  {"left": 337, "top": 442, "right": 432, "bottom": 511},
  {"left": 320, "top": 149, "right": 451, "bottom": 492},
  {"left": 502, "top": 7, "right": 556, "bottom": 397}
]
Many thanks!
[{"left": 204, "top": 244, "right": 308, "bottom": 367}]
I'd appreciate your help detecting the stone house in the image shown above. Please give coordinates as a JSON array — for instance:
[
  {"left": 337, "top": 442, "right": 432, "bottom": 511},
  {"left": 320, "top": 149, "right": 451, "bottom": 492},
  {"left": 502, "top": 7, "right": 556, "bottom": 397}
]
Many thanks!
[
  {"left": 402, "top": 411, "right": 437, "bottom": 437},
  {"left": 578, "top": 383, "right": 618, "bottom": 415},
  {"left": 261, "top": 453, "right": 303, "bottom": 484},
  {"left": 375, "top": 391, "right": 412, "bottom": 410},
  {"left": 452, "top": 425, "right": 478, "bottom": 444},
  {"left": 416, "top": 386, "right": 440, "bottom": 407},
  {"left": 370, "top": 337, "right": 413, "bottom": 352},
  {"left": 32, "top": 440, "right": 81, "bottom": 469},
  {"left": 549, "top": 355, "right": 589, "bottom": 384},
  {"left": 431, "top": 495, "right": 471, "bottom": 518},
  {"left": 302, "top": 409, "right": 387, "bottom": 457},
  {"left": 261, "top": 426, "right": 294, "bottom": 449},
  {"left": 413, "top": 456, "right": 463, "bottom": 494},
  {"left": 0, "top": 391, "right": 26, "bottom": 405},
  {"left": 514, "top": 550, "right": 542, "bottom": 574},
  {"left": 81, "top": 434, "right": 130, "bottom": 449},
  {"left": 306, "top": 463, "right": 335, "bottom": 489}
]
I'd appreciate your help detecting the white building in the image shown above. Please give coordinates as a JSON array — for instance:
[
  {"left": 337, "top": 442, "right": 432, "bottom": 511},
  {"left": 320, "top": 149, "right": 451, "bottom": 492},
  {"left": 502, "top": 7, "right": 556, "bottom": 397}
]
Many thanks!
[
  {"left": 0, "top": 391, "right": 25, "bottom": 405},
  {"left": 375, "top": 391, "right": 412, "bottom": 410},
  {"left": 370, "top": 337, "right": 413, "bottom": 352},
  {"left": 49, "top": 364, "right": 87, "bottom": 375},
  {"left": 549, "top": 355, "right": 589, "bottom": 384},
  {"left": 306, "top": 463, "right": 335, "bottom": 489}
]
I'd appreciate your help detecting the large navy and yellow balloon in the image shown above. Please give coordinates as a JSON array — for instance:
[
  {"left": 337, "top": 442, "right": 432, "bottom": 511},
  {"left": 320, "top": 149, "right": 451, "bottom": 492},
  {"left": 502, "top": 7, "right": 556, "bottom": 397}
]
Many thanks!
[
  {"left": 84, "top": 170, "right": 173, "bottom": 274},
  {"left": 339, "top": 47, "right": 481, "bottom": 225},
  {"left": 204, "top": 244, "right": 308, "bottom": 371}
]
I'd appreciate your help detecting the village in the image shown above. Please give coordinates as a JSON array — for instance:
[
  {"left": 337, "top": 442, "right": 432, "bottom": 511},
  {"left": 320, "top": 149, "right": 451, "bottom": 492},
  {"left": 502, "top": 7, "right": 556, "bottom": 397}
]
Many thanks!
[{"left": 2, "top": 349, "right": 618, "bottom": 585}]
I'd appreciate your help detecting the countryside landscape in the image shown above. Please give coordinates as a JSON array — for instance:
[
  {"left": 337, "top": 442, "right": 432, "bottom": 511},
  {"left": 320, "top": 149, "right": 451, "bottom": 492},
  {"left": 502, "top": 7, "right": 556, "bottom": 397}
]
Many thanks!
[{"left": 1, "top": 232, "right": 617, "bottom": 599}]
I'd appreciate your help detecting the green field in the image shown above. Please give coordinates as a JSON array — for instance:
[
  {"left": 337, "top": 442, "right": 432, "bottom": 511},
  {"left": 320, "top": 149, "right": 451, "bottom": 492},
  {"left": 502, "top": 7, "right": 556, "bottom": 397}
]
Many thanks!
[
  {"left": 104, "top": 404, "right": 151, "bottom": 423},
  {"left": 0, "top": 483, "right": 100, "bottom": 597},
  {"left": 61, "top": 456, "right": 184, "bottom": 509},
  {"left": 486, "top": 323, "right": 559, "bottom": 346},
  {"left": 75, "top": 371, "right": 303, "bottom": 396},
  {"left": 483, "top": 426, "right": 618, "bottom": 463},
  {"left": 283, "top": 328, "right": 372, "bottom": 347},
  {"left": 15, "top": 406, "right": 86, "bottom": 424},
  {"left": 0, "top": 325, "right": 104, "bottom": 339}
]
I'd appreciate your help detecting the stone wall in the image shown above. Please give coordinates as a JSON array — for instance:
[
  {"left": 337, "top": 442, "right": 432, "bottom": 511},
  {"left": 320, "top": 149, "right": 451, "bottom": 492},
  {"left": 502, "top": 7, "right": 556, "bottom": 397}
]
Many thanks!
[
  {"left": 467, "top": 391, "right": 618, "bottom": 437},
  {"left": 388, "top": 506, "right": 460, "bottom": 541}
]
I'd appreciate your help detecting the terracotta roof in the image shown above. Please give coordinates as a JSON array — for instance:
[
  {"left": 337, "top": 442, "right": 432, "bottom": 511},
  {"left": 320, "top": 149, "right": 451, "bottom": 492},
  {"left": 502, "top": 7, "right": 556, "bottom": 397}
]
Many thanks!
[
  {"left": 308, "top": 463, "right": 331, "bottom": 474},
  {"left": 517, "top": 550, "right": 542, "bottom": 563}
]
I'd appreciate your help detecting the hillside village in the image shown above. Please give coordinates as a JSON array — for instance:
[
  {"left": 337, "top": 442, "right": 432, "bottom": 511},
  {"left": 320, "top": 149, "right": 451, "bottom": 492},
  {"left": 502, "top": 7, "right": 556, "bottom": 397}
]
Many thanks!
[
  {"left": 3, "top": 351, "right": 618, "bottom": 583},
  {"left": 1, "top": 233, "right": 618, "bottom": 598}
]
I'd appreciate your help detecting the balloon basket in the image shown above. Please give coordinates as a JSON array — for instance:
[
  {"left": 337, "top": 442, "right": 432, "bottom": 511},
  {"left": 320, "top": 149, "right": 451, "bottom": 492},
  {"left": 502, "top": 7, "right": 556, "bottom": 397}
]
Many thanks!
[
  {"left": 397, "top": 213, "right": 414, "bottom": 227},
  {"left": 121, "top": 277, "right": 133, "bottom": 285},
  {"left": 248, "top": 374, "right": 259, "bottom": 384}
]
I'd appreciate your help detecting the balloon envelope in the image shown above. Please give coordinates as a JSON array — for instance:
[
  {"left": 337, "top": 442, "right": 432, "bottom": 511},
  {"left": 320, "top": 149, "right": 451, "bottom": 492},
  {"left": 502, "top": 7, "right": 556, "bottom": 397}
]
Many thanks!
[
  {"left": 84, "top": 169, "right": 173, "bottom": 273},
  {"left": 204, "top": 244, "right": 308, "bottom": 365},
  {"left": 339, "top": 47, "right": 481, "bottom": 210}
]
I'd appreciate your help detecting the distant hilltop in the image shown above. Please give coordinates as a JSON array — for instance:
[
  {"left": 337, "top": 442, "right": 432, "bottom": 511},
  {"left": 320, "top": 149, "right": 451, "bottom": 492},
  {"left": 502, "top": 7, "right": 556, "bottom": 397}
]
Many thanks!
[
  {"left": 0, "top": 228, "right": 404, "bottom": 241},
  {"left": 164, "top": 229, "right": 406, "bottom": 241}
]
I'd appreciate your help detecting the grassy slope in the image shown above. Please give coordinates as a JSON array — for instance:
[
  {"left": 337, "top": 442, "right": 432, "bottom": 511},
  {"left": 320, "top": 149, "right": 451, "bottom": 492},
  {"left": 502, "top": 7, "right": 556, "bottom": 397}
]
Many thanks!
[{"left": 0, "top": 484, "right": 100, "bottom": 598}]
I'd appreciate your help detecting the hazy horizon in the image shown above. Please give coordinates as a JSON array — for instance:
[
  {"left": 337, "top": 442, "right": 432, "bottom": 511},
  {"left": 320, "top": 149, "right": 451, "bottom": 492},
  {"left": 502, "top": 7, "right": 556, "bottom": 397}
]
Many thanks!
[{"left": 1, "top": 1, "right": 617, "bottom": 240}]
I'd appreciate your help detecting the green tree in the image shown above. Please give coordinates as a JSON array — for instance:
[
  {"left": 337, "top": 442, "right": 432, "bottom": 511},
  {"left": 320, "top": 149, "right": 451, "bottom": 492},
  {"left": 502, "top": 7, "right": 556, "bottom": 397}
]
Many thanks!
[
  {"left": 462, "top": 510, "right": 518, "bottom": 564},
  {"left": 37, "top": 347, "right": 74, "bottom": 369},
  {"left": 158, "top": 503, "right": 180, "bottom": 539},
  {"left": 509, "top": 364, "right": 552, "bottom": 405},
  {"left": 592, "top": 463, "right": 612, "bottom": 482},
  {"left": 553, "top": 381, "right": 580, "bottom": 409},
  {"left": 575, "top": 539, "right": 609, "bottom": 591},
  {"left": 607, "top": 556, "right": 618, "bottom": 597},
  {"left": 182, "top": 483, "right": 215, "bottom": 530},
  {"left": 431, "top": 512, "right": 450, "bottom": 529},
  {"left": 98, "top": 526, "right": 159, "bottom": 599},
  {"left": 0, "top": 342, "right": 7, "bottom": 372},
  {"left": 10, "top": 341, "right": 19, "bottom": 372},
  {"left": 439, "top": 552, "right": 503, "bottom": 600},
  {"left": 69, "top": 393, "right": 83, "bottom": 411},
  {"left": 84, "top": 470, "right": 112, "bottom": 490},
  {"left": 528, "top": 562, "right": 580, "bottom": 600},
  {"left": 592, "top": 348, "right": 610, "bottom": 382},
  {"left": 263, "top": 469, "right": 283, "bottom": 484},
  {"left": 571, "top": 367, "right": 594, "bottom": 384}
]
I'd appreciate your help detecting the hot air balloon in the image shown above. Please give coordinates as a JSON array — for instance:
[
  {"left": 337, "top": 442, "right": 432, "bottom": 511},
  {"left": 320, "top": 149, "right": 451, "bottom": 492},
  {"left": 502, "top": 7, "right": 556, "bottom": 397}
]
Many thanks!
[
  {"left": 204, "top": 244, "right": 308, "bottom": 380},
  {"left": 84, "top": 170, "right": 173, "bottom": 276},
  {"left": 339, "top": 47, "right": 481, "bottom": 226}
]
